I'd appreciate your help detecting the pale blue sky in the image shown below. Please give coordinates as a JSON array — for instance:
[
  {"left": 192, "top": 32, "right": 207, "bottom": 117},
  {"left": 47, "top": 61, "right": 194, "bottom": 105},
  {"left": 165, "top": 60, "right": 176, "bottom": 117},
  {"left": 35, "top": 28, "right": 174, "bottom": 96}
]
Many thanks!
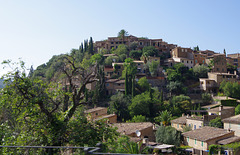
[{"left": 1, "top": 0, "right": 240, "bottom": 75}]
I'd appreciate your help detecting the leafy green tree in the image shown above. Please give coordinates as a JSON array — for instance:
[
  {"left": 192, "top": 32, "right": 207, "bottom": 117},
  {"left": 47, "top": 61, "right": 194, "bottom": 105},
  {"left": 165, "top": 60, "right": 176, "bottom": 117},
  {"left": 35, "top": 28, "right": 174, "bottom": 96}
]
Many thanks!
[
  {"left": 142, "top": 46, "right": 158, "bottom": 57},
  {"left": 127, "top": 115, "right": 146, "bottom": 123},
  {"left": 202, "top": 93, "right": 212, "bottom": 104},
  {"left": 167, "top": 81, "right": 186, "bottom": 96},
  {"left": 113, "top": 44, "right": 128, "bottom": 56},
  {"left": 193, "top": 65, "right": 209, "bottom": 78},
  {"left": 129, "top": 50, "right": 142, "bottom": 59},
  {"left": 129, "top": 42, "right": 138, "bottom": 51},
  {"left": 155, "top": 126, "right": 181, "bottom": 146},
  {"left": 104, "top": 135, "right": 150, "bottom": 154},
  {"left": 90, "top": 54, "right": 104, "bottom": 65},
  {"left": 137, "top": 77, "right": 150, "bottom": 92},
  {"left": 209, "top": 117, "right": 223, "bottom": 128},
  {"left": 104, "top": 55, "right": 119, "bottom": 65},
  {"left": 171, "top": 95, "right": 192, "bottom": 115},
  {"left": 0, "top": 58, "right": 116, "bottom": 154},
  {"left": 129, "top": 90, "right": 161, "bottom": 119},
  {"left": 235, "top": 104, "right": 240, "bottom": 115},
  {"left": 148, "top": 60, "right": 160, "bottom": 76},
  {"left": 220, "top": 81, "right": 240, "bottom": 99},
  {"left": 109, "top": 92, "right": 131, "bottom": 121}
]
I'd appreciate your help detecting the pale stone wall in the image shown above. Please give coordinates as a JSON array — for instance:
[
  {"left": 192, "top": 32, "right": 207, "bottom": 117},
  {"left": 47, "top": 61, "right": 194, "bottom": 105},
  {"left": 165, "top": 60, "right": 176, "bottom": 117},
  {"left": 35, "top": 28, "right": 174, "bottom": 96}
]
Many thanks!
[
  {"left": 224, "top": 123, "right": 240, "bottom": 136},
  {"left": 171, "top": 123, "right": 185, "bottom": 132},
  {"left": 186, "top": 119, "right": 203, "bottom": 130}
]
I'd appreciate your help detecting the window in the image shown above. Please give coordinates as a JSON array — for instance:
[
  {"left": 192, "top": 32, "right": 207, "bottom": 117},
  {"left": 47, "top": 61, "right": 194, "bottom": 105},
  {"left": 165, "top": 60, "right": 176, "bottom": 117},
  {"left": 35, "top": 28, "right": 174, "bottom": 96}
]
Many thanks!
[
  {"left": 187, "top": 61, "right": 189, "bottom": 63},
  {"left": 139, "top": 42, "right": 142, "bottom": 45},
  {"left": 194, "top": 125, "right": 196, "bottom": 130},
  {"left": 106, "top": 83, "right": 109, "bottom": 87},
  {"left": 177, "top": 124, "right": 179, "bottom": 128},
  {"left": 195, "top": 60, "right": 197, "bottom": 63},
  {"left": 203, "top": 60, "right": 205, "bottom": 63},
  {"left": 187, "top": 137, "right": 189, "bottom": 142},
  {"left": 229, "top": 123, "right": 231, "bottom": 128},
  {"left": 182, "top": 60, "right": 184, "bottom": 63},
  {"left": 96, "top": 113, "right": 98, "bottom": 116},
  {"left": 195, "top": 139, "right": 197, "bottom": 145},
  {"left": 191, "top": 61, "right": 192, "bottom": 64},
  {"left": 201, "top": 141, "right": 203, "bottom": 147},
  {"left": 111, "top": 42, "right": 113, "bottom": 44}
]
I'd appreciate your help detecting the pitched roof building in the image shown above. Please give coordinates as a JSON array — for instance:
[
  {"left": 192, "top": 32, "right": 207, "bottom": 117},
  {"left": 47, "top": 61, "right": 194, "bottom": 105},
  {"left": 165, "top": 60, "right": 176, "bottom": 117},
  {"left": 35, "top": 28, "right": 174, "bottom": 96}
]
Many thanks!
[{"left": 182, "top": 126, "right": 235, "bottom": 155}]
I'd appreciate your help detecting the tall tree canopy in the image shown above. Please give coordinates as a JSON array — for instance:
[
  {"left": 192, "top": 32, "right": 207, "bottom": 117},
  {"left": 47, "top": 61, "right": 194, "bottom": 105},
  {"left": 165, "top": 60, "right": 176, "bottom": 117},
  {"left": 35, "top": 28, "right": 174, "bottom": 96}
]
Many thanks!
[{"left": 0, "top": 58, "right": 117, "bottom": 154}]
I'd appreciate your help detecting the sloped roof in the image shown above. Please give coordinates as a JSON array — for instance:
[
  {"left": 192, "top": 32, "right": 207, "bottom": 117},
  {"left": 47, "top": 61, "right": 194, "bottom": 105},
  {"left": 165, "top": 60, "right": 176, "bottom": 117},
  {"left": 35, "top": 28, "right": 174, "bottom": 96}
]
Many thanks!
[
  {"left": 222, "top": 114, "right": 240, "bottom": 124},
  {"left": 171, "top": 116, "right": 187, "bottom": 125},
  {"left": 182, "top": 126, "right": 234, "bottom": 142},
  {"left": 112, "top": 122, "right": 153, "bottom": 135},
  {"left": 218, "top": 136, "right": 240, "bottom": 145},
  {"left": 84, "top": 107, "right": 106, "bottom": 113}
]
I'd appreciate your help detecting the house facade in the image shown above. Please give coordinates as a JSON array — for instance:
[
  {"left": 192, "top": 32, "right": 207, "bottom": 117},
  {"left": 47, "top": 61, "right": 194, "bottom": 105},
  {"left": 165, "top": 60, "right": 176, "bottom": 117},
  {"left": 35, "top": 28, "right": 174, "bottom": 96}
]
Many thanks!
[
  {"left": 183, "top": 126, "right": 235, "bottom": 155},
  {"left": 222, "top": 114, "right": 240, "bottom": 137}
]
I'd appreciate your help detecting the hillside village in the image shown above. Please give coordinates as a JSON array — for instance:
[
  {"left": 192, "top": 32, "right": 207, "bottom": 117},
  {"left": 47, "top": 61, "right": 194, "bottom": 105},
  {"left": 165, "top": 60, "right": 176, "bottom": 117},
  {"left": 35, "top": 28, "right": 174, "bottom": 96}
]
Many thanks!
[{"left": 2, "top": 30, "right": 240, "bottom": 154}]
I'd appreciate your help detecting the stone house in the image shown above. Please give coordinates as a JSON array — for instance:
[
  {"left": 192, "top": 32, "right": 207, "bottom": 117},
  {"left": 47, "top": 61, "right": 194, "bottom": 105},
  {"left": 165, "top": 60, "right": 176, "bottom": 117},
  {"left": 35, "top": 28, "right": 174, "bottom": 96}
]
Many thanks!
[
  {"left": 182, "top": 126, "right": 235, "bottom": 155},
  {"left": 222, "top": 114, "right": 240, "bottom": 137},
  {"left": 105, "top": 79, "right": 125, "bottom": 95},
  {"left": 84, "top": 107, "right": 117, "bottom": 123},
  {"left": 171, "top": 115, "right": 187, "bottom": 132},
  {"left": 193, "top": 52, "right": 207, "bottom": 65},
  {"left": 171, "top": 114, "right": 218, "bottom": 131},
  {"left": 95, "top": 35, "right": 177, "bottom": 53},
  {"left": 206, "top": 54, "right": 227, "bottom": 73},
  {"left": 227, "top": 53, "right": 240, "bottom": 71},
  {"left": 112, "top": 122, "right": 156, "bottom": 142},
  {"left": 199, "top": 72, "right": 237, "bottom": 93}
]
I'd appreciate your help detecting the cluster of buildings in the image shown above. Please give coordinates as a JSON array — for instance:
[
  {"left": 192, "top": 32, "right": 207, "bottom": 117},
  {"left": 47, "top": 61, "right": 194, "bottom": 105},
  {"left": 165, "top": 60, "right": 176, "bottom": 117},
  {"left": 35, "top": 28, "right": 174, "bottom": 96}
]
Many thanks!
[
  {"left": 93, "top": 35, "right": 240, "bottom": 96},
  {"left": 82, "top": 35, "right": 240, "bottom": 154},
  {"left": 170, "top": 104, "right": 240, "bottom": 155}
]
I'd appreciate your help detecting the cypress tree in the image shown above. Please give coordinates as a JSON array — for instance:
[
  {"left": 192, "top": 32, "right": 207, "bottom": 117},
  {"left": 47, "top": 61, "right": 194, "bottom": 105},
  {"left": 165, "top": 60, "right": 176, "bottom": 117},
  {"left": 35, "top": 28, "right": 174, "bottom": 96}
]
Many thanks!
[
  {"left": 28, "top": 65, "right": 34, "bottom": 78},
  {"left": 132, "top": 77, "right": 135, "bottom": 97},
  {"left": 84, "top": 39, "right": 88, "bottom": 52},
  {"left": 125, "top": 72, "right": 128, "bottom": 96},
  {"left": 88, "top": 37, "right": 94, "bottom": 55},
  {"left": 160, "top": 89, "right": 163, "bottom": 106},
  {"left": 128, "top": 74, "right": 132, "bottom": 95}
]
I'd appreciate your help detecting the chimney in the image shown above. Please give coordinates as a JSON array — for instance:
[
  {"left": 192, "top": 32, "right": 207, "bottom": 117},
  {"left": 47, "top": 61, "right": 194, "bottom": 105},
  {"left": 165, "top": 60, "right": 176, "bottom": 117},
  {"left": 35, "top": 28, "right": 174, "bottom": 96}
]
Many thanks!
[{"left": 219, "top": 105, "right": 223, "bottom": 111}]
